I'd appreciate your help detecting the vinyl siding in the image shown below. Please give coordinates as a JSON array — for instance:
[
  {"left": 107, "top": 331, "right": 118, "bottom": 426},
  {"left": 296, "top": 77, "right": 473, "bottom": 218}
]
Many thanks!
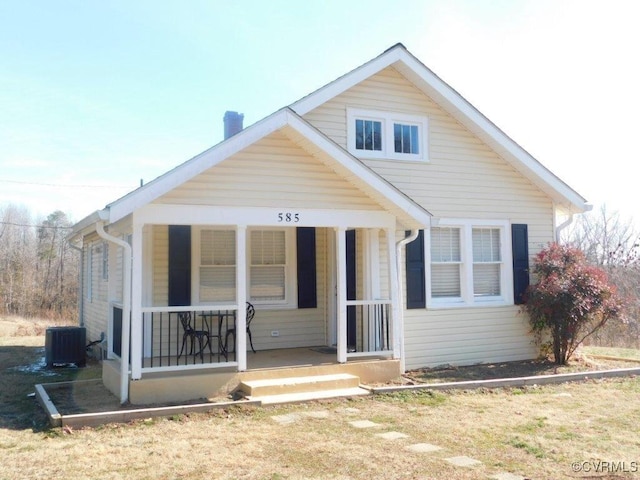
[
  {"left": 305, "top": 66, "right": 552, "bottom": 368},
  {"left": 155, "top": 130, "right": 379, "bottom": 211},
  {"left": 152, "top": 225, "right": 169, "bottom": 307},
  {"left": 82, "top": 236, "right": 109, "bottom": 343},
  {"left": 403, "top": 307, "right": 537, "bottom": 369}
]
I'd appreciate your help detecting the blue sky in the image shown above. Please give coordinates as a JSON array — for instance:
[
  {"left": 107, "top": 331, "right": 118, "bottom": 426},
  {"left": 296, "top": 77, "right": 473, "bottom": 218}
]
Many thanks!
[{"left": 1, "top": 0, "right": 638, "bottom": 223}]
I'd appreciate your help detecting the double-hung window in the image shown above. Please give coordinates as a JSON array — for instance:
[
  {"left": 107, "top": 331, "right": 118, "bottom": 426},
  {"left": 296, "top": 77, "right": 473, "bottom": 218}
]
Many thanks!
[
  {"left": 430, "top": 227, "right": 462, "bottom": 299},
  {"left": 199, "top": 229, "right": 236, "bottom": 303},
  {"left": 347, "top": 108, "right": 428, "bottom": 161},
  {"left": 472, "top": 228, "right": 502, "bottom": 297},
  {"left": 195, "top": 227, "right": 296, "bottom": 307},
  {"left": 428, "top": 221, "right": 512, "bottom": 307},
  {"left": 250, "top": 230, "right": 287, "bottom": 302}
]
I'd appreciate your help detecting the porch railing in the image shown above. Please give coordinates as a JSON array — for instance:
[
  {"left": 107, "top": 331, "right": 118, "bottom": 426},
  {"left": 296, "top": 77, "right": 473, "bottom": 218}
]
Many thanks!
[
  {"left": 346, "top": 300, "right": 392, "bottom": 357},
  {"left": 140, "top": 306, "right": 238, "bottom": 373}
]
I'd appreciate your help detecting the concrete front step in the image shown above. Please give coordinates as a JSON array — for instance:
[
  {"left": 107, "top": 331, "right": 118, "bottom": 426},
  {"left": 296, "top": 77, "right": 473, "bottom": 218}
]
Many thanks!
[
  {"left": 250, "top": 387, "right": 370, "bottom": 405},
  {"left": 239, "top": 373, "right": 361, "bottom": 397}
]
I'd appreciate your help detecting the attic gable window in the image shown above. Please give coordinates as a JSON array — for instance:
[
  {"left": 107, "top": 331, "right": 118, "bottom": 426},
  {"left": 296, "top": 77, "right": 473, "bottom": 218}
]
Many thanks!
[
  {"left": 347, "top": 108, "right": 428, "bottom": 161},
  {"left": 355, "top": 119, "right": 382, "bottom": 152},
  {"left": 394, "top": 123, "right": 419, "bottom": 154}
]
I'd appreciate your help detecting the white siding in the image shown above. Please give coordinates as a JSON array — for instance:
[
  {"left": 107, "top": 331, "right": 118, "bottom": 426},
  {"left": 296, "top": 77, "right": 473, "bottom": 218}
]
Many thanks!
[
  {"left": 82, "top": 236, "right": 109, "bottom": 343},
  {"left": 305, "top": 66, "right": 553, "bottom": 368}
]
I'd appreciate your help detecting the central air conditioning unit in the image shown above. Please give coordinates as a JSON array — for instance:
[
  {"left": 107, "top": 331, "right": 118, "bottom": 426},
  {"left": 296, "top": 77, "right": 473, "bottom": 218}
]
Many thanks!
[{"left": 45, "top": 326, "right": 87, "bottom": 367}]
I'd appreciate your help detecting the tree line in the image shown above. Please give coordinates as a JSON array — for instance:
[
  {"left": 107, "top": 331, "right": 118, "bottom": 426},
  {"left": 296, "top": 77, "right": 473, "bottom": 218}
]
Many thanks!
[{"left": 0, "top": 204, "right": 78, "bottom": 320}]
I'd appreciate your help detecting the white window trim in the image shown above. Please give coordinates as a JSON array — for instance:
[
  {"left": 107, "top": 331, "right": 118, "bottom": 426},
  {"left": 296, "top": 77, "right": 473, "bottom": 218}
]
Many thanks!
[
  {"left": 347, "top": 107, "right": 429, "bottom": 162},
  {"left": 426, "top": 219, "right": 513, "bottom": 309},
  {"left": 191, "top": 226, "right": 297, "bottom": 309}
]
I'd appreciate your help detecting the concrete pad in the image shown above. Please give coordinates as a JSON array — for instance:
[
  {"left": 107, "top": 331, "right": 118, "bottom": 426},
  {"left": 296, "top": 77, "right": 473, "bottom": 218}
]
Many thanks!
[
  {"left": 349, "top": 420, "right": 381, "bottom": 428},
  {"left": 375, "top": 431, "right": 409, "bottom": 440},
  {"left": 445, "top": 456, "right": 482, "bottom": 467},
  {"left": 405, "top": 443, "right": 442, "bottom": 453},
  {"left": 490, "top": 473, "right": 526, "bottom": 480},
  {"left": 270, "top": 414, "right": 299, "bottom": 425}
]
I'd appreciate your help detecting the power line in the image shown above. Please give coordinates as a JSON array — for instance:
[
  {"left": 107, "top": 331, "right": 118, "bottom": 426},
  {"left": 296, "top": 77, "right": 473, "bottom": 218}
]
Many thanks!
[
  {"left": 0, "top": 221, "right": 72, "bottom": 229},
  {"left": 0, "top": 179, "right": 136, "bottom": 189}
]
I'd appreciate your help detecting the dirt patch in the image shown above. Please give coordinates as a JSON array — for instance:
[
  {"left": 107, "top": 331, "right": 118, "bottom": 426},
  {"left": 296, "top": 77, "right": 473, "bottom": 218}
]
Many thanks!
[
  {"left": 397, "top": 353, "right": 640, "bottom": 385},
  {"left": 44, "top": 380, "right": 235, "bottom": 416}
]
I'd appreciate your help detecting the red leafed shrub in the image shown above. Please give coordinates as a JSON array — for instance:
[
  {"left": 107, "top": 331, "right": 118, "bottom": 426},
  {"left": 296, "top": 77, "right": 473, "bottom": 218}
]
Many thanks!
[{"left": 524, "top": 243, "right": 625, "bottom": 364}]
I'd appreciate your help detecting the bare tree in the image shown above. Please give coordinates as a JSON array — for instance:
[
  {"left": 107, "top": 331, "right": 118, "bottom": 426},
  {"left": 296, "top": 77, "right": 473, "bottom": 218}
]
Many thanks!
[
  {"left": 563, "top": 205, "right": 640, "bottom": 348},
  {"left": 0, "top": 204, "right": 78, "bottom": 320}
]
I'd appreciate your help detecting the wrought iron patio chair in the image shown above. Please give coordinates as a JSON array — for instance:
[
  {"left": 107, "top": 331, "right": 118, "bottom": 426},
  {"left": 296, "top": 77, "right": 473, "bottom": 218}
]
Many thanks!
[
  {"left": 178, "top": 311, "right": 211, "bottom": 360},
  {"left": 224, "top": 302, "right": 256, "bottom": 354}
]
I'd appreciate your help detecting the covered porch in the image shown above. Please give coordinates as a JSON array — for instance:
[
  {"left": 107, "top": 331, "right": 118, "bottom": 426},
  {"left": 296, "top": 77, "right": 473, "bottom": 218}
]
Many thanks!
[{"left": 104, "top": 203, "right": 410, "bottom": 403}]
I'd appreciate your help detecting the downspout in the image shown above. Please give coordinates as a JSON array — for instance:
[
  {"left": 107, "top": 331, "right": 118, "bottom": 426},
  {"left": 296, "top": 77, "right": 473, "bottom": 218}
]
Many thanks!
[
  {"left": 555, "top": 213, "right": 574, "bottom": 243},
  {"left": 95, "top": 219, "right": 132, "bottom": 404},
  {"left": 395, "top": 229, "right": 420, "bottom": 373},
  {"left": 69, "top": 242, "right": 84, "bottom": 327}
]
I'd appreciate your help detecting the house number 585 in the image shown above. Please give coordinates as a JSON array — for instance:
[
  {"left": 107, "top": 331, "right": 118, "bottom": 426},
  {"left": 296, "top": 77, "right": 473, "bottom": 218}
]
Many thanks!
[{"left": 278, "top": 212, "right": 300, "bottom": 223}]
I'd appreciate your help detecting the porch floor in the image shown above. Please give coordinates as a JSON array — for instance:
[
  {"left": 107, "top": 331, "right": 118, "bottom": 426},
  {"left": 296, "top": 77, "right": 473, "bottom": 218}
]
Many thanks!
[{"left": 246, "top": 346, "right": 347, "bottom": 370}]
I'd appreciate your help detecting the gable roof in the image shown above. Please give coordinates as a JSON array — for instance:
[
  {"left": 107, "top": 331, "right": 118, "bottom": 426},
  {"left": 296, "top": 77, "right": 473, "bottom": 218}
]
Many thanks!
[
  {"left": 83, "top": 107, "right": 431, "bottom": 232},
  {"left": 291, "top": 43, "right": 589, "bottom": 214}
]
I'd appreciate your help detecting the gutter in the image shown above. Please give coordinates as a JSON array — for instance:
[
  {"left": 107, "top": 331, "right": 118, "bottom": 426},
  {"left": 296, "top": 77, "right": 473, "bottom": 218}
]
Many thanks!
[
  {"left": 395, "top": 229, "right": 420, "bottom": 373},
  {"left": 95, "top": 218, "right": 132, "bottom": 404}
]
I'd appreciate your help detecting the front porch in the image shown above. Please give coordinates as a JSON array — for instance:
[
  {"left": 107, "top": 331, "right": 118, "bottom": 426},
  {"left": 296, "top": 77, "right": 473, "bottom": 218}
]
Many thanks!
[
  {"left": 101, "top": 202, "right": 410, "bottom": 403},
  {"left": 103, "top": 347, "right": 401, "bottom": 405}
]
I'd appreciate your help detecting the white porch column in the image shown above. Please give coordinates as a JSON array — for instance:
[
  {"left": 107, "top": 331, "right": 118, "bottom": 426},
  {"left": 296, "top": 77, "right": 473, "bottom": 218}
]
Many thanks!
[
  {"left": 130, "top": 219, "right": 143, "bottom": 380},
  {"left": 335, "top": 227, "right": 347, "bottom": 363},
  {"left": 386, "top": 228, "right": 403, "bottom": 367},
  {"left": 236, "top": 225, "right": 247, "bottom": 371}
]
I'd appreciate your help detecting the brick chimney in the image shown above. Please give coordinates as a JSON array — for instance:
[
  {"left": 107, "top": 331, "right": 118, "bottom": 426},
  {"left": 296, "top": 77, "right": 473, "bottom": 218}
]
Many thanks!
[{"left": 223, "top": 111, "right": 244, "bottom": 139}]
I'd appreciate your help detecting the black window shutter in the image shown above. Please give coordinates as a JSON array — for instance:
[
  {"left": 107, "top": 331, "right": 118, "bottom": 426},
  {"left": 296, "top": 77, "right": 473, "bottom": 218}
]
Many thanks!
[
  {"left": 296, "top": 227, "right": 317, "bottom": 308},
  {"left": 405, "top": 230, "right": 426, "bottom": 309},
  {"left": 511, "top": 224, "right": 530, "bottom": 305},
  {"left": 168, "top": 225, "right": 191, "bottom": 307}
]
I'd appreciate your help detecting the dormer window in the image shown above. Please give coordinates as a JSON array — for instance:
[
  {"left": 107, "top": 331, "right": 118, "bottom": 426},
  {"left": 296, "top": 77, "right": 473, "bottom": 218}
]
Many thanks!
[{"left": 347, "top": 108, "right": 428, "bottom": 161}]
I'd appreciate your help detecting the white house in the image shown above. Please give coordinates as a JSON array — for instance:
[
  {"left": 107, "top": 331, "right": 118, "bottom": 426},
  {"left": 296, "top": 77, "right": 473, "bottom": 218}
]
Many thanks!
[{"left": 68, "top": 44, "right": 589, "bottom": 404}]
